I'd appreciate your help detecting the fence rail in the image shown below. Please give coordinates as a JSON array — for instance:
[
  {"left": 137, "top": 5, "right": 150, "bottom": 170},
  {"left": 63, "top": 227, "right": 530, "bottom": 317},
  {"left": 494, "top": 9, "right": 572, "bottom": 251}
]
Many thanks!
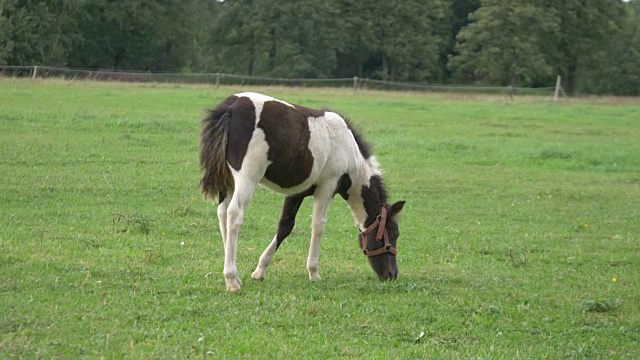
[{"left": 0, "top": 65, "right": 556, "bottom": 96}]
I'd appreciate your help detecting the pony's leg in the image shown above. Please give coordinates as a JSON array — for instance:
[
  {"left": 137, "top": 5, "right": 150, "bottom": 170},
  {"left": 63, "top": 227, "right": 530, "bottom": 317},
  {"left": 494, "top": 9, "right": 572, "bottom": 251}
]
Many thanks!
[
  {"left": 217, "top": 193, "right": 231, "bottom": 249},
  {"left": 223, "top": 178, "right": 258, "bottom": 292},
  {"left": 251, "top": 195, "right": 305, "bottom": 280},
  {"left": 307, "top": 183, "right": 335, "bottom": 281}
]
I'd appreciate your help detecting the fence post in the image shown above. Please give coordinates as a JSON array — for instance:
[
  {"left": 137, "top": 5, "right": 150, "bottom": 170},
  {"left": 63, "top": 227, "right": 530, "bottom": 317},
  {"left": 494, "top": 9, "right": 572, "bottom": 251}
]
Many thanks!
[
  {"left": 32, "top": 65, "right": 38, "bottom": 79},
  {"left": 554, "top": 75, "right": 562, "bottom": 102},
  {"left": 215, "top": 73, "right": 220, "bottom": 89},
  {"left": 353, "top": 76, "right": 358, "bottom": 92}
]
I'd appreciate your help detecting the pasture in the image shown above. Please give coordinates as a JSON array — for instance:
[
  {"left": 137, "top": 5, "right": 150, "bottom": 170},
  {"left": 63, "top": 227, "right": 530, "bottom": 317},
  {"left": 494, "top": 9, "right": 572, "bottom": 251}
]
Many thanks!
[{"left": 1, "top": 79, "right": 639, "bottom": 358}]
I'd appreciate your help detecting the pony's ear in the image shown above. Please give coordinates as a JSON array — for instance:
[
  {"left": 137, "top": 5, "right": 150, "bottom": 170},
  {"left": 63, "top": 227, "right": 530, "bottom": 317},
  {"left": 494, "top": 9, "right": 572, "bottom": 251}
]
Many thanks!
[{"left": 390, "top": 201, "right": 405, "bottom": 217}]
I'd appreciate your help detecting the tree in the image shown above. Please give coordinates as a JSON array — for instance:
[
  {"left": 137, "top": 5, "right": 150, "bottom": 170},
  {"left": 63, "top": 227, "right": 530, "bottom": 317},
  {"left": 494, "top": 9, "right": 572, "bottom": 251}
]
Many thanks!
[
  {"left": 212, "top": 0, "right": 341, "bottom": 78},
  {"left": 544, "top": 0, "right": 627, "bottom": 94},
  {"left": 333, "top": 0, "right": 377, "bottom": 78},
  {"left": 448, "top": 0, "right": 558, "bottom": 87},
  {"left": 331, "top": 0, "right": 449, "bottom": 82},
  {"left": 550, "top": 0, "right": 624, "bottom": 94},
  {"left": 1, "top": 0, "right": 635, "bottom": 95},
  {"left": 68, "top": 0, "right": 163, "bottom": 70},
  {"left": 205, "top": 0, "right": 259, "bottom": 75},
  {"left": 0, "top": 1, "right": 14, "bottom": 65},
  {"left": 370, "top": 0, "right": 448, "bottom": 82},
  {"left": 151, "top": 0, "right": 218, "bottom": 72},
  {"left": 0, "top": 0, "right": 82, "bottom": 66},
  {"left": 260, "top": 0, "right": 341, "bottom": 78},
  {"left": 578, "top": 0, "right": 640, "bottom": 95},
  {"left": 440, "top": 0, "right": 480, "bottom": 82}
]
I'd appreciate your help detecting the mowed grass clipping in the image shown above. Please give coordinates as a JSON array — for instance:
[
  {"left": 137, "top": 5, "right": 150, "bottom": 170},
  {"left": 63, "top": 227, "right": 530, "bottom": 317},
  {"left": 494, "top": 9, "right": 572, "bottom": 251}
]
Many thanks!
[{"left": 1, "top": 79, "right": 639, "bottom": 358}]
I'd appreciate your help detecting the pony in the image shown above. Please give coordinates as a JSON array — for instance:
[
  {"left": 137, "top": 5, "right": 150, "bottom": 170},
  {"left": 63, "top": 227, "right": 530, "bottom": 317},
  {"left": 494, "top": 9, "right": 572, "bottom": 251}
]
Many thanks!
[{"left": 200, "top": 92, "right": 405, "bottom": 291}]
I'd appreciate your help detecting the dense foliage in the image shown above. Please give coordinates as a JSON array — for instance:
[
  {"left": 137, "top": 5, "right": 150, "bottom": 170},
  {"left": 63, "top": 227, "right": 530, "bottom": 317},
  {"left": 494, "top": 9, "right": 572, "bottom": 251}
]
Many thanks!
[{"left": 1, "top": 0, "right": 639, "bottom": 94}]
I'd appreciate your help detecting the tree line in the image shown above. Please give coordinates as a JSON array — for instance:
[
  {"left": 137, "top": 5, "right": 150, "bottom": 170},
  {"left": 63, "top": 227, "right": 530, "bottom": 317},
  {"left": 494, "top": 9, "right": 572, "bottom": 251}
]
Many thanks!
[{"left": 1, "top": 0, "right": 639, "bottom": 95}]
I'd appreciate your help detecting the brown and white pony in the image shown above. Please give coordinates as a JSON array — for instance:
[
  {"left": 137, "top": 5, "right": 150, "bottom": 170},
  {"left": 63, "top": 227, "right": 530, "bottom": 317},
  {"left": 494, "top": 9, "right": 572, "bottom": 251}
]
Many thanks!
[{"left": 200, "top": 92, "right": 405, "bottom": 291}]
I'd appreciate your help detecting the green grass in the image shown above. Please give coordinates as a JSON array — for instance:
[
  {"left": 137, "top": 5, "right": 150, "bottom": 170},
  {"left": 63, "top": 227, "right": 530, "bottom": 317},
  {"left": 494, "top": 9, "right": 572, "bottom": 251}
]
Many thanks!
[{"left": 1, "top": 79, "right": 639, "bottom": 358}]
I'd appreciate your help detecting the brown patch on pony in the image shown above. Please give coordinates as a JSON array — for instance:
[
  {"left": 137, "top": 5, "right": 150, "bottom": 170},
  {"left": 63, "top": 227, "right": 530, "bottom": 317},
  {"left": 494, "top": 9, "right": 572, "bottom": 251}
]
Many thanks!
[
  {"left": 361, "top": 175, "right": 389, "bottom": 225},
  {"left": 226, "top": 97, "right": 257, "bottom": 171},
  {"left": 258, "top": 102, "right": 322, "bottom": 188},
  {"left": 335, "top": 173, "right": 352, "bottom": 200}
]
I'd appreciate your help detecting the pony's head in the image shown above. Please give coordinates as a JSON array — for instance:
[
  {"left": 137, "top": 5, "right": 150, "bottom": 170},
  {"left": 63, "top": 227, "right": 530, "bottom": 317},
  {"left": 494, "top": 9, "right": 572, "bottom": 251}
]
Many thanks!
[{"left": 359, "top": 201, "right": 405, "bottom": 280}]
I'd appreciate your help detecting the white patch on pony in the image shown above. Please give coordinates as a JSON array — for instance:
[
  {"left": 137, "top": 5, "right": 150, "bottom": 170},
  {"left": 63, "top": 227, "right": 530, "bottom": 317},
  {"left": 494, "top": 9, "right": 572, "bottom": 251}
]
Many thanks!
[
  {"left": 307, "top": 112, "right": 345, "bottom": 175},
  {"left": 346, "top": 188, "right": 368, "bottom": 228},
  {"left": 366, "top": 156, "right": 383, "bottom": 177},
  {"left": 222, "top": 126, "right": 273, "bottom": 292},
  {"left": 231, "top": 127, "right": 271, "bottom": 180},
  {"left": 251, "top": 235, "right": 279, "bottom": 280},
  {"left": 305, "top": 111, "right": 383, "bottom": 229},
  {"left": 260, "top": 178, "right": 313, "bottom": 196}
]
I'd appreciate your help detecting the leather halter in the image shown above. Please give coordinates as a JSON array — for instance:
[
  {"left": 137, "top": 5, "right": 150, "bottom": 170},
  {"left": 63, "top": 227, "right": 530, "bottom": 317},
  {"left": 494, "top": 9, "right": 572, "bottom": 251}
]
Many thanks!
[{"left": 359, "top": 206, "right": 398, "bottom": 257}]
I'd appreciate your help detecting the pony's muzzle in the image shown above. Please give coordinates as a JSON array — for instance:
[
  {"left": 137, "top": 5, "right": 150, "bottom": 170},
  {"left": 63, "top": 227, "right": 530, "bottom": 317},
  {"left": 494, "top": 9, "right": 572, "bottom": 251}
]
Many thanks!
[
  {"left": 368, "top": 251, "right": 398, "bottom": 281},
  {"left": 376, "top": 262, "right": 398, "bottom": 281},
  {"left": 378, "top": 270, "right": 398, "bottom": 281}
]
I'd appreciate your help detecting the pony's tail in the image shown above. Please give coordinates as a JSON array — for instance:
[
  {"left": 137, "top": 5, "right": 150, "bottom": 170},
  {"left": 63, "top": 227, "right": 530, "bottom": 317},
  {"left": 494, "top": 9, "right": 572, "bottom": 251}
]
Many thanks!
[{"left": 200, "top": 109, "right": 234, "bottom": 201}]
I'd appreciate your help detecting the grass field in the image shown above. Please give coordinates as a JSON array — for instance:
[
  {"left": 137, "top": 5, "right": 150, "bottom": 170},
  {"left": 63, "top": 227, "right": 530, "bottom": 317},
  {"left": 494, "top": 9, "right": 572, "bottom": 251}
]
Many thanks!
[{"left": 1, "top": 79, "right": 639, "bottom": 358}]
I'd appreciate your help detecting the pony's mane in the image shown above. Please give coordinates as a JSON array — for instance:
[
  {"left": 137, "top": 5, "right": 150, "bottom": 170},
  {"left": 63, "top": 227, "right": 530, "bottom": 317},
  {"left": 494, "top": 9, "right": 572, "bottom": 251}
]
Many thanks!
[
  {"left": 336, "top": 114, "right": 389, "bottom": 205},
  {"left": 338, "top": 114, "right": 372, "bottom": 160},
  {"left": 370, "top": 175, "right": 389, "bottom": 205}
]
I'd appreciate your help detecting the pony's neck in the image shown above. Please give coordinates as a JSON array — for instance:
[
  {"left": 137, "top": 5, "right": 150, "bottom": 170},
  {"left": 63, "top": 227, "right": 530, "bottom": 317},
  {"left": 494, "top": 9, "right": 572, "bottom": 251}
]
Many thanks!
[{"left": 346, "top": 156, "right": 387, "bottom": 229}]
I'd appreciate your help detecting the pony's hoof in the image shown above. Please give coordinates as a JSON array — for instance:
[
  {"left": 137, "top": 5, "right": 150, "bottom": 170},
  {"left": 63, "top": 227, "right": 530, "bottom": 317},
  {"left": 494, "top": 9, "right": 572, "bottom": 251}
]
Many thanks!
[
  {"left": 251, "top": 270, "right": 265, "bottom": 281},
  {"left": 225, "top": 277, "right": 241, "bottom": 292},
  {"left": 308, "top": 273, "right": 322, "bottom": 281}
]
